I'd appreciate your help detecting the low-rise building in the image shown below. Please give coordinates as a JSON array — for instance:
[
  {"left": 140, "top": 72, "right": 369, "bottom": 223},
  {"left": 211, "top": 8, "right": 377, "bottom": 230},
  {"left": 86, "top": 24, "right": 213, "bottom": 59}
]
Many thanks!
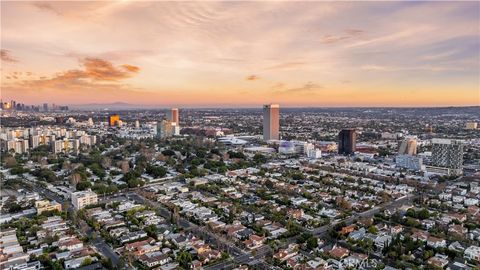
[
  {"left": 70, "top": 190, "right": 98, "bottom": 210},
  {"left": 35, "top": 200, "right": 62, "bottom": 215}
]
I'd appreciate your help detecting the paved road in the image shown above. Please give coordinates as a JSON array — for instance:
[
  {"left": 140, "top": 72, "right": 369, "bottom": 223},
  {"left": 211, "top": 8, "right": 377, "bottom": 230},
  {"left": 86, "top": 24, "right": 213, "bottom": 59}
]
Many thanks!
[
  {"left": 27, "top": 181, "right": 123, "bottom": 268},
  {"left": 277, "top": 194, "right": 418, "bottom": 249},
  {"left": 308, "top": 194, "right": 416, "bottom": 237},
  {"left": 128, "top": 191, "right": 416, "bottom": 270},
  {"left": 127, "top": 191, "right": 277, "bottom": 270}
]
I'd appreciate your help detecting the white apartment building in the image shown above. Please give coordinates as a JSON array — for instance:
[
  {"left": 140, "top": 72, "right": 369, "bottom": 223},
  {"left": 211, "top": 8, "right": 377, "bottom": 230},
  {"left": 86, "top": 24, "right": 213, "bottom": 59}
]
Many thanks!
[
  {"left": 466, "top": 122, "right": 477, "bottom": 130},
  {"left": 71, "top": 190, "right": 98, "bottom": 210},
  {"left": 396, "top": 154, "right": 424, "bottom": 171}
]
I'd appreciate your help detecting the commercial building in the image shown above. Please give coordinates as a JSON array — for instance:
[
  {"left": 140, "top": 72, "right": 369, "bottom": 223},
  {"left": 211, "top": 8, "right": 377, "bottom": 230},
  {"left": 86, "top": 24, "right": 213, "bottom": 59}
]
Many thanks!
[
  {"left": 398, "top": 137, "right": 417, "bottom": 155},
  {"left": 307, "top": 148, "right": 322, "bottom": 159},
  {"left": 263, "top": 104, "right": 280, "bottom": 141},
  {"left": 466, "top": 122, "right": 478, "bottom": 130},
  {"left": 278, "top": 141, "right": 296, "bottom": 154},
  {"left": 157, "top": 120, "right": 179, "bottom": 139},
  {"left": 396, "top": 155, "right": 424, "bottom": 171},
  {"left": 338, "top": 129, "right": 356, "bottom": 155},
  {"left": 431, "top": 138, "right": 464, "bottom": 176},
  {"left": 35, "top": 200, "right": 62, "bottom": 215},
  {"left": 166, "top": 108, "right": 179, "bottom": 125},
  {"left": 108, "top": 114, "right": 120, "bottom": 126},
  {"left": 244, "top": 146, "right": 276, "bottom": 154},
  {"left": 71, "top": 190, "right": 98, "bottom": 210}
]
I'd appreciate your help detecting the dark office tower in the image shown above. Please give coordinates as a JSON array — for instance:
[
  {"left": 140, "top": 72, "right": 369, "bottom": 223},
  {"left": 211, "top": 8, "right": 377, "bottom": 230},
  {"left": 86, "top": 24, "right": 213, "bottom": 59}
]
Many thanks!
[
  {"left": 338, "top": 129, "right": 357, "bottom": 155},
  {"left": 263, "top": 104, "right": 280, "bottom": 141},
  {"left": 55, "top": 117, "right": 65, "bottom": 124},
  {"left": 11, "top": 100, "right": 16, "bottom": 110},
  {"left": 43, "top": 103, "right": 48, "bottom": 112}
]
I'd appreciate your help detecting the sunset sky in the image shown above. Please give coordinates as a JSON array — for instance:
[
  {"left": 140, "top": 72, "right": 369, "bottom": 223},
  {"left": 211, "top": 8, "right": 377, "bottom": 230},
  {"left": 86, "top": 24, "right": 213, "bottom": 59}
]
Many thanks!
[{"left": 1, "top": 1, "right": 479, "bottom": 107}]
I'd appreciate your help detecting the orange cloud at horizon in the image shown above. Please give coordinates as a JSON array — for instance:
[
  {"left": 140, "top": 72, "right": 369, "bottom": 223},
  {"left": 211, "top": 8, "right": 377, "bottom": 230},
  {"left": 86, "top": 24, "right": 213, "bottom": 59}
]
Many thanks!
[
  {"left": 1, "top": 1, "right": 479, "bottom": 107},
  {"left": 2, "top": 76, "right": 477, "bottom": 107}
]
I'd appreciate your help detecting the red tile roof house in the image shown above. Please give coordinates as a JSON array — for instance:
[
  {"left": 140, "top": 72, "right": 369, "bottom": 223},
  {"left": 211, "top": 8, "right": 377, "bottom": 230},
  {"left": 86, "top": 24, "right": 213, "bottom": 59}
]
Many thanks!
[
  {"left": 226, "top": 224, "right": 246, "bottom": 238},
  {"left": 287, "top": 209, "right": 304, "bottom": 220},
  {"left": 273, "top": 244, "right": 299, "bottom": 262},
  {"left": 328, "top": 246, "right": 350, "bottom": 260},
  {"left": 138, "top": 252, "right": 171, "bottom": 268},
  {"left": 198, "top": 250, "right": 222, "bottom": 265},
  {"left": 427, "top": 236, "right": 447, "bottom": 248},
  {"left": 467, "top": 206, "right": 479, "bottom": 217},
  {"left": 340, "top": 225, "right": 356, "bottom": 235},
  {"left": 124, "top": 238, "right": 155, "bottom": 253},
  {"left": 411, "top": 229, "right": 429, "bottom": 242},
  {"left": 286, "top": 257, "right": 301, "bottom": 269},
  {"left": 390, "top": 225, "right": 403, "bottom": 235},
  {"left": 57, "top": 237, "right": 83, "bottom": 251},
  {"left": 448, "top": 224, "right": 467, "bottom": 237},
  {"left": 133, "top": 243, "right": 161, "bottom": 257},
  {"left": 243, "top": 235, "right": 265, "bottom": 250},
  {"left": 427, "top": 255, "right": 449, "bottom": 268},
  {"left": 446, "top": 213, "right": 467, "bottom": 223}
]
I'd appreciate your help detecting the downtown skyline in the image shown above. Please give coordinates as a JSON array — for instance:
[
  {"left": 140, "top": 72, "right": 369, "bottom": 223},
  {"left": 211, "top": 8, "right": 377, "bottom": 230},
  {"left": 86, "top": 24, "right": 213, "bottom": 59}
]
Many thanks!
[{"left": 1, "top": 1, "right": 479, "bottom": 107}]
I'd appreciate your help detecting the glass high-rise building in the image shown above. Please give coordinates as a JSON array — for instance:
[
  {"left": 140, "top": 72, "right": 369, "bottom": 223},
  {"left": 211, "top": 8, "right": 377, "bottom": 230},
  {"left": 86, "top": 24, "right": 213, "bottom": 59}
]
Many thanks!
[
  {"left": 263, "top": 104, "right": 280, "bottom": 141},
  {"left": 166, "top": 108, "right": 179, "bottom": 125},
  {"left": 338, "top": 129, "right": 356, "bottom": 155}
]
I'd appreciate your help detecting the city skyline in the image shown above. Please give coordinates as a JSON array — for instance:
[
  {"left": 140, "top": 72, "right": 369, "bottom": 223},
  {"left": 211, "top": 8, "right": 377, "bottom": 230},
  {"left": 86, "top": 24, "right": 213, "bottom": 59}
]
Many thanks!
[{"left": 1, "top": 1, "right": 479, "bottom": 107}]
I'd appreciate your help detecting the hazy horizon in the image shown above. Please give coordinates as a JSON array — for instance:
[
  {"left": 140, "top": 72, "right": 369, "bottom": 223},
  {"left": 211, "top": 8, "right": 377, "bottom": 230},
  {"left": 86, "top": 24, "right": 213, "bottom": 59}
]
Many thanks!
[
  {"left": 69, "top": 102, "right": 480, "bottom": 110},
  {"left": 1, "top": 1, "right": 479, "bottom": 107}
]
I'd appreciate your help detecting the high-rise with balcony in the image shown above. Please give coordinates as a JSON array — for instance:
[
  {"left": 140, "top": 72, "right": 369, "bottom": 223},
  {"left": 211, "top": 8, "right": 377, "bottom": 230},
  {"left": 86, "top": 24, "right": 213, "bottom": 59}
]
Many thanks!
[
  {"left": 431, "top": 138, "right": 464, "bottom": 176},
  {"left": 157, "top": 120, "right": 179, "bottom": 139},
  {"left": 398, "top": 137, "right": 418, "bottom": 155},
  {"left": 263, "top": 104, "right": 280, "bottom": 141}
]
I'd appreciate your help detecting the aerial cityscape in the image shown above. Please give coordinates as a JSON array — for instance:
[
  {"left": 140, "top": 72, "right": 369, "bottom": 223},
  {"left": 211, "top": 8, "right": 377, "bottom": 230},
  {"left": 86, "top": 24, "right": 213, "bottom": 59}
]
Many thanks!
[{"left": 1, "top": 1, "right": 479, "bottom": 270}]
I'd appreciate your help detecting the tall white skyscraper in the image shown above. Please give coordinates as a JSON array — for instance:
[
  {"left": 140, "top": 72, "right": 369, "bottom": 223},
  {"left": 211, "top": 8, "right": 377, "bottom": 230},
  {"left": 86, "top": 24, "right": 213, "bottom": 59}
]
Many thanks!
[
  {"left": 263, "top": 104, "right": 280, "bottom": 141},
  {"left": 431, "top": 138, "right": 464, "bottom": 176}
]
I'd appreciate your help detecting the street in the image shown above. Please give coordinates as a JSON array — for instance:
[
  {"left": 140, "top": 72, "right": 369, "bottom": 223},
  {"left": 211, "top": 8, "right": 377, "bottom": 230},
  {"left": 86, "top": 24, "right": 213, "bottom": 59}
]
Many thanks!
[{"left": 27, "top": 181, "right": 122, "bottom": 268}]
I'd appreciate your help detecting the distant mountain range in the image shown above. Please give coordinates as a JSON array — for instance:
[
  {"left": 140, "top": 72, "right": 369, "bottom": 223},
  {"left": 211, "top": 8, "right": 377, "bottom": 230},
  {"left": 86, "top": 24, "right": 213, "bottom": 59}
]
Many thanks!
[
  {"left": 68, "top": 103, "right": 480, "bottom": 111},
  {"left": 68, "top": 102, "right": 161, "bottom": 110}
]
